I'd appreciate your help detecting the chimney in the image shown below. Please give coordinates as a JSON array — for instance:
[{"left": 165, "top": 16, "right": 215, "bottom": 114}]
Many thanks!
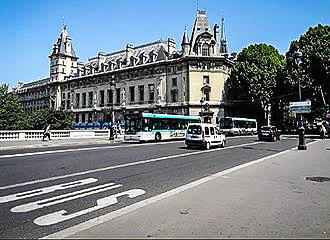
[
  {"left": 213, "top": 24, "right": 219, "bottom": 45},
  {"left": 167, "top": 38, "right": 176, "bottom": 55},
  {"left": 126, "top": 44, "right": 134, "bottom": 60},
  {"left": 98, "top": 52, "right": 106, "bottom": 66}
]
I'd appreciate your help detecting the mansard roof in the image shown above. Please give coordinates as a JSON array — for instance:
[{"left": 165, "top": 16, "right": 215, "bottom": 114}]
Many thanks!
[
  {"left": 18, "top": 77, "right": 50, "bottom": 91},
  {"left": 86, "top": 39, "right": 170, "bottom": 68}
]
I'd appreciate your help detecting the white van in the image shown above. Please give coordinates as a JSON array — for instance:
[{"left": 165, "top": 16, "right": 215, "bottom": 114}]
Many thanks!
[{"left": 185, "top": 123, "right": 226, "bottom": 150}]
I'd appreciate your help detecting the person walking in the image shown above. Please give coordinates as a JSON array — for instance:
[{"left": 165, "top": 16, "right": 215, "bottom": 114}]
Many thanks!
[
  {"left": 320, "top": 123, "right": 327, "bottom": 140},
  {"left": 42, "top": 124, "right": 51, "bottom": 141}
]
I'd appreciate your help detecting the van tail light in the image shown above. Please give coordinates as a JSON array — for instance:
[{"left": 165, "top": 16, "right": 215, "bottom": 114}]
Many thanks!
[{"left": 202, "top": 130, "right": 205, "bottom": 142}]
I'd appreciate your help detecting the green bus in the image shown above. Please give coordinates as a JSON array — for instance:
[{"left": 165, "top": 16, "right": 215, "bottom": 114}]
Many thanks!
[{"left": 124, "top": 113, "right": 201, "bottom": 142}]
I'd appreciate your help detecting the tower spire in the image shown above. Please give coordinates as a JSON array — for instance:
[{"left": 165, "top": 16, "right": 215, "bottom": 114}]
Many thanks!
[
  {"left": 220, "top": 17, "right": 228, "bottom": 53},
  {"left": 181, "top": 26, "right": 190, "bottom": 57}
]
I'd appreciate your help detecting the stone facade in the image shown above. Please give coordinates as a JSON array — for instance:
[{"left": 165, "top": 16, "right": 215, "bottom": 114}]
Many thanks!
[{"left": 16, "top": 10, "right": 236, "bottom": 124}]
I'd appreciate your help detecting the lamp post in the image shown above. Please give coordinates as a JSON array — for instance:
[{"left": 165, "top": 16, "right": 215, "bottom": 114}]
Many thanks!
[
  {"left": 293, "top": 48, "right": 307, "bottom": 150},
  {"left": 108, "top": 76, "right": 116, "bottom": 140}
]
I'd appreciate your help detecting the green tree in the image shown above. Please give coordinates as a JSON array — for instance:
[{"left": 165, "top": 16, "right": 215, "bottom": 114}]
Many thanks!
[
  {"left": 0, "top": 84, "right": 28, "bottom": 130},
  {"left": 27, "top": 108, "right": 73, "bottom": 130},
  {"left": 286, "top": 24, "right": 330, "bottom": 115},
  {"left": 228, "top": 44, "right": 286, "bottom": 124}
]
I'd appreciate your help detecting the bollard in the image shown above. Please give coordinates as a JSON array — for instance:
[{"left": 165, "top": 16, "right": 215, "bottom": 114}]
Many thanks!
[{"left": 298, "top": 125, "right": 307, "bottom": 150}]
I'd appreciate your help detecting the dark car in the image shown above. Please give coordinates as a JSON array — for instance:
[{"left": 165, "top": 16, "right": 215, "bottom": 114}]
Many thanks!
[{"left": 258, "top": 126, "right": 280, "bottom": 141}]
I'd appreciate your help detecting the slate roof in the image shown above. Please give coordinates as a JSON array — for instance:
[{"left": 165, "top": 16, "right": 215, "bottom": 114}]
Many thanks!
[
  {"left": 19, "top": 77, "right": 50, "bottom": 90},
  {"left": 85, "top": 39, "right": 171, "bottom": 69},
  {"left": 189, "top": 10, "right": 212, "bottom": 55},
  {"left": 53, "top": 26, "right": 78, "bottom": 58}
]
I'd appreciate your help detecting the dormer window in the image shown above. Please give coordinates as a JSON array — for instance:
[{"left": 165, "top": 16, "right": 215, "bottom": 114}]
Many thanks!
[
  {"left": 139, "top": 54, "right": 146, "bottom": 64},
  {"left": 202, "top": 43, "right": 209, "bottom": 56}
]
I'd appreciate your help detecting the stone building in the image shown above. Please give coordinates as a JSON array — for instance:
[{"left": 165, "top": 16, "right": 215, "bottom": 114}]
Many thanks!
[{"left": 16, "top": 10, "right": 236, "bottom": 124}]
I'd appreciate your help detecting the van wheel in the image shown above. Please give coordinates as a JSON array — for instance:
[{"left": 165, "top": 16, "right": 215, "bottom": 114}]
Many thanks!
[
  {"left": 155, "top": 132, "right": 162, "bottom": 142},
  {"left": 205, "top": 142, "right": 210, "bottom": 150}
]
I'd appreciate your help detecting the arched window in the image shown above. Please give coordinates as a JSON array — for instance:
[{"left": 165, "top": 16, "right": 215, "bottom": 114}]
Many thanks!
[{"left": 202, "top": 43, "right": 209, "bottom": 56}]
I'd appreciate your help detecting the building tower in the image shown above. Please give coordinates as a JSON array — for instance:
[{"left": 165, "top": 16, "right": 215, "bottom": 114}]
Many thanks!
[
  {"left": 49, "top": 25, "right": 79, "bottom": 109},
  {"left": 181, "top": 26, "right": 190, "bottom": 57},
  {"left": 220, "top": 17, "right": 228, "bottom": 54}
]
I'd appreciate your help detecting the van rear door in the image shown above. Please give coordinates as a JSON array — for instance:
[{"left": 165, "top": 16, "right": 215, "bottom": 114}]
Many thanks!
[{"left": 186, "top": 125, "right": 202, "bottom": 141}]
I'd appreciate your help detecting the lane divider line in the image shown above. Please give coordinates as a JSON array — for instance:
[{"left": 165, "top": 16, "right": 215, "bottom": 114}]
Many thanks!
[
  {"left": 0, "top": 141, "right": 260, "bottom": 191},
  {"left": 0, "top": 141, "right": 183, "bottom": 159},
  {"left": 42, "top": 139, "right": 319, "bottom": 239}
]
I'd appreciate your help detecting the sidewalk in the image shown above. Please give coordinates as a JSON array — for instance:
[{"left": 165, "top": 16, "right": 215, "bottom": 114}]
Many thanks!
[
  {"left": 0, "top": 135, "right": 124, "bottom": 151},
  {"left": 56, "top": 139, "right": 330, "bottom": 239}
]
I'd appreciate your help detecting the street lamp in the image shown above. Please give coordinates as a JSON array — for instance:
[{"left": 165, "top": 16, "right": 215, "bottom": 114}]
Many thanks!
[
  {"left": 293, "top": 48, "right": 307, "bottom": 150},
  {"left": 108, "top": 76, "right": 116, "bottom": 140}
]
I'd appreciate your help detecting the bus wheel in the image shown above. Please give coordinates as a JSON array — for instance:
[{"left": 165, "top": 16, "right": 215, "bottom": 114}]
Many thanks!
[
  {"left": 205, "top": 142, "right": 210, "bottom": 150},
  {"left": 155, "top": 132, "right": 162, "bottom": 142}
]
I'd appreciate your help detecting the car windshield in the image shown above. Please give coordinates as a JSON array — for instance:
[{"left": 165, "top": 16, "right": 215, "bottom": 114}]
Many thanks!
[
  {"left": 261, "top": 127, "right": 271, "bottom": 131},
  {"left": 187, "top": 125, "right": 202, "bottom": 135}
]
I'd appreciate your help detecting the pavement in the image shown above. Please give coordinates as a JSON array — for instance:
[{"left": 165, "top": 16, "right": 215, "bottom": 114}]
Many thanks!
[
  {"left": 0, "top": 135, "right": 124, "bottom": 151},
  {"left": 46, "top": 138, "right": 330, "bottom": 239}
]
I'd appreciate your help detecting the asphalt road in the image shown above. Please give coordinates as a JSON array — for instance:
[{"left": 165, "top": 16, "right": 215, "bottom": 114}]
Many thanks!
[{"left": 0, "top": 136, "right": 313, "bottom": 238}]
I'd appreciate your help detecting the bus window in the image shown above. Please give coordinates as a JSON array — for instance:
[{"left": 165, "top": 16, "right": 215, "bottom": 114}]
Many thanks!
[{"left": 210, "top": 127, "right": 214, "bottom": 135}]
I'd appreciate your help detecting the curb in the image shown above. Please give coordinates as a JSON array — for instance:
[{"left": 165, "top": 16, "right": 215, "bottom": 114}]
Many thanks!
[{"left": 0, "top": 139, "right": 124, "bottom": 151}]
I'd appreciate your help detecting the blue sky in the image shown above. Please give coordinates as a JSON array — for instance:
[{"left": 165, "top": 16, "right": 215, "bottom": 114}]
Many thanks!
[{"left": 1, "top": 0, "right": 329, "bottom": 89}]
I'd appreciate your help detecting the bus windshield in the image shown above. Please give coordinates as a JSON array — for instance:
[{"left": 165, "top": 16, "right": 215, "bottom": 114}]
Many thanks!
[{"left": 220, "top": 118, "right": 233, "bottom": 128}]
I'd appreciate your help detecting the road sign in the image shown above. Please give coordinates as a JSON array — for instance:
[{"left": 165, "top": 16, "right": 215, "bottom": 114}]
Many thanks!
[{"left": 289, "top": 101, "right": 311, "bottom": 113}]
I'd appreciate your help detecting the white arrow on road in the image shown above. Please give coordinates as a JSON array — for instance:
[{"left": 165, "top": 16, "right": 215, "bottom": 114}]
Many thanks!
[
  {"left": 0, "top": 178, "right": 98, "bottom": 204},
  {"left": 34, "top": 189, "right": 146, "bottom": 226},
  {"left": 11, "top": 183, "right": 122, "bottom": 213}
]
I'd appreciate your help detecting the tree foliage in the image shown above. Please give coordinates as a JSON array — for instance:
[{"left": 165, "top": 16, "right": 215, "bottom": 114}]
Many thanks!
[
  {"left": 228, "top": 43, "right": 286, "bottom": 107},
  {"left": 286, "top": 24, "right": 330, "bottom": 103},
  {"left": 26, "top": 108, "right": 73, "bottom": 130},
  {"left": 0, "top": 84, "right": 73, "bottom": 130},
  {"left": 0, "top": 84, "right": 28, "bottom": 130}
]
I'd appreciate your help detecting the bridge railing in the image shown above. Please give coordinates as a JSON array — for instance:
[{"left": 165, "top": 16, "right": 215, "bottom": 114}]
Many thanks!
[{"left": 0, "top": 130, "right": 110, "bottom": 141}]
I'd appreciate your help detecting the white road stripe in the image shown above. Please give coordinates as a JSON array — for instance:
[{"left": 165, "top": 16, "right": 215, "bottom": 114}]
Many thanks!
[
  {"left": 11, "top": 183, "right": 122, "bottom": 213},
  {"left": 42, "top": 140, "right": 319, "bottom": 239},
  {"left": 0, "top": 178, "right": 97, "bottom": 203},
  {"left": 0, "top": 141, "right": 182, "bottom": 159},
  {"left": 0, "top": 141, "right": 260, "bottom": 191},
  {"left": 34, "top": 189, "right": 146, "bottom": 226}
]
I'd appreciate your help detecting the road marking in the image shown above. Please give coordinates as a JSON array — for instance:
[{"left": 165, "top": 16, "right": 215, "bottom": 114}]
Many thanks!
[
  {"left": 0, "top": 178, "right": 97, "bottom": 203},
  {"left": 42, "top": 140, "right": 319, "bottom": 239},
  {"left": 11, "top": 183, "right": 122, "bottom": 213},
  {"left": 0, "top": 141, "right": 261, "bottom": 191},
  {"left": 0, "top": 141, "right": 183, "bottom": 159},
  {"left": 34, "top": 189, "right": 146, "bottom": 226}
]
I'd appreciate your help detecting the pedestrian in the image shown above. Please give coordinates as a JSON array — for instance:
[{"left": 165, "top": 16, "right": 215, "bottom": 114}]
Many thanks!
[
  {"left": 113, "top": 122, "right": 118, "bottom": 138},
  {"left": 276, "top": 127, "right": 281, "bottom": 141},
  {"left": 42, "top": 123, "right": 51, "bottom": 141},
  {"left": 320, "top": 124, "right": 326, "bottom": 140},
  {"left": 117, "top": 122, "right": 121, "bottom": 135}
]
